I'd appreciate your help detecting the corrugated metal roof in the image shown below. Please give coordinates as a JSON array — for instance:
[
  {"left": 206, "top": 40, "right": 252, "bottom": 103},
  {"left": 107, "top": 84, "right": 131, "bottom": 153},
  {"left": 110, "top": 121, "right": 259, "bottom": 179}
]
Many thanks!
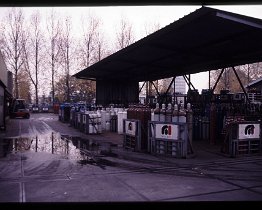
[{"left": 73, "top": 6, "right": 262, "bottom": 82}]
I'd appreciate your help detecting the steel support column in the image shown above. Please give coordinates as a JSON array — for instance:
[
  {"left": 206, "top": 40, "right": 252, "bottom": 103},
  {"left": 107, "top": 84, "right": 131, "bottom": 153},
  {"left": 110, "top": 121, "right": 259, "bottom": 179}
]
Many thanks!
[
  {"left": 173, "top": 76, "right": 176, "bottom": 104},
  {"left": 231, "top": 66, "right": 250, "bottom": 104},
  {"left": 211, "top": 68, "right": 225, "bottom": 95},
  {"left": 209, "top": 70, "right": 211, "bottom": 89},
  {"left": 150, "top": 80, "right": 161, "bottom": 97},
  {"left": 139, "top": 81, "right": 146, "bottom": 93},
  {"left": 183, "top": 75, "right": 196, "bottom": 90}
]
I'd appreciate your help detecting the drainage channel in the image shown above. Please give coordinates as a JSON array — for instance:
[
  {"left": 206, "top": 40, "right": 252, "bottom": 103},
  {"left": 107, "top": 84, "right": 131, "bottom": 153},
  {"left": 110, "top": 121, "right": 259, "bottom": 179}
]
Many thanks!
[{"left": 1, "top": 132, "right": 117, "bottom": 168}]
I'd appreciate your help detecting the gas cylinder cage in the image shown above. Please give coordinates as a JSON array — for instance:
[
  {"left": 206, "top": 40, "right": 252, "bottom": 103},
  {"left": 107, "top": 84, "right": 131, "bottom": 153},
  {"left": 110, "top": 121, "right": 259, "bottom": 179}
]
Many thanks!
[
  {"left": 148, "top": 121, "right": 188, "bottom": 158},
  {"left": 227, "top": 121, "right": 262, "bottom": 157}
]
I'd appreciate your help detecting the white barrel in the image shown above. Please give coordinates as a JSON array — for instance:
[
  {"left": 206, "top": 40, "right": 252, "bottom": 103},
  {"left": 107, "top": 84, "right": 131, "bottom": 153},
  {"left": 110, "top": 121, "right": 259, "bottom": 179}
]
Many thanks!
[
  {"left": 89, "top": 124, "right": 94, "bottom": 134},
  {"left": 117, "top": 111, "right": 123, "bottom": 134},
  {"left": 122, "top": 110, "right": 127, "bottom": 120},
  {"left": 98, "top": 123, "right": 102, "bottom": 134},
  {"left": 101, "top": 110, "right": 106, "bottom": 130},
  {"left": 105, "top": 121, "right": 110, "bottom": 131},
  {"left": 93, "top": 124, "right": 98, "bottom": 134},
  {"left": 93, "top": 113, "right": 97, "bottom": 123},
  {"left": 105, "top": 112, "right": 110, "bottom": 122}
]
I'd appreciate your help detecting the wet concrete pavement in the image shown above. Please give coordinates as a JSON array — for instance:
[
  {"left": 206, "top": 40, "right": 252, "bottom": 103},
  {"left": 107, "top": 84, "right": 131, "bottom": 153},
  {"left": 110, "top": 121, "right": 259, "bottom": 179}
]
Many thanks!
[{"left": 0, "top": 113, "right": 262, "bottom": 202}]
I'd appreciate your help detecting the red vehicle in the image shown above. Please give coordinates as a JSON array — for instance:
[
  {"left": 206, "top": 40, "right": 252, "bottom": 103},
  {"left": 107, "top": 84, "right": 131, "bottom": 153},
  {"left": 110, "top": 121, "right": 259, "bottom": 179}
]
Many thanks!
[{"left": 10, "top": 99, "right": 30, "bottom": 119}]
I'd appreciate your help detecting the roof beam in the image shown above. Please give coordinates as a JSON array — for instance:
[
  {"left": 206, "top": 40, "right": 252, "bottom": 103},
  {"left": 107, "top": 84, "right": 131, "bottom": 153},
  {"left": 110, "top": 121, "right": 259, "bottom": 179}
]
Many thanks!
[{"left": 216, "top": 12, "right": 262, "bottom": 29}]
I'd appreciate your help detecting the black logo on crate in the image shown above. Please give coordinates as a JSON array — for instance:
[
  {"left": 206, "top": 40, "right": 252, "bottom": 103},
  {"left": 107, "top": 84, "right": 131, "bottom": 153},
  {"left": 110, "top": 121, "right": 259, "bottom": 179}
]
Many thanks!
[
  {"left": 244, "top": 124, "right": 255, "bottom": 136},
  {"left": 128, "top": 122, "right": 133, "bottom": 131},
  {"left": 161, "top": 125, "right": 172, "bottom": 136}
]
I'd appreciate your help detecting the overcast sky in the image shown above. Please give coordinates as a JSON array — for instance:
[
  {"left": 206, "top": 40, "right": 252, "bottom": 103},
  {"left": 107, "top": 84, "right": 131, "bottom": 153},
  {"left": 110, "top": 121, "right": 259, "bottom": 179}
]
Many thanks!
[{"left": 1, "top": 4, "right": 262, "bottom": 92}]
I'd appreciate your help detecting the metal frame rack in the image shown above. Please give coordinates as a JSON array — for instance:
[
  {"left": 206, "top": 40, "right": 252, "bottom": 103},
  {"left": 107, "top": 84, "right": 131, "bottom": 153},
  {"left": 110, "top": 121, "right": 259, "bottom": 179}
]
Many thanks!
[
  {"left": 123, "top": 119, "right": 141, "bottom": 151},
  {"left": 148, "top": 121, "right": 188, "bottom": 158},
  {"left": 223, "top": 121, "right": 262, "bottom": 157}
]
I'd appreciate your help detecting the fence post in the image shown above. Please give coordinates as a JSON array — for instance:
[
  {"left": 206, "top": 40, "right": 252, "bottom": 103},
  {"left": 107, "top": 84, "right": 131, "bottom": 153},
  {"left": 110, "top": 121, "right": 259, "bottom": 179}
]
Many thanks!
[
  {"left": 35, "top": 136, "right": 38, "bottom": 152},
  {"left": 13, "top": 138, "right": 17, "bottom": 152},
  {"left": 52, "top": 132, "right": 54, "bottom": 154},
  {"left": 66, "top": 139, "right": 69, "bottom": 155}
]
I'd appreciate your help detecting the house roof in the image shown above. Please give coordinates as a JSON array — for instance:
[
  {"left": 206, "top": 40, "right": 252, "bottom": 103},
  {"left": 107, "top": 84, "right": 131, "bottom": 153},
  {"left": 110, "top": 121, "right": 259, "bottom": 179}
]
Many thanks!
[
  {"left": 73, "top": 6, "right": 262, "bottom": 82},
  {"left": 246, "top": 77, "right": 262, "bottom": 88}
]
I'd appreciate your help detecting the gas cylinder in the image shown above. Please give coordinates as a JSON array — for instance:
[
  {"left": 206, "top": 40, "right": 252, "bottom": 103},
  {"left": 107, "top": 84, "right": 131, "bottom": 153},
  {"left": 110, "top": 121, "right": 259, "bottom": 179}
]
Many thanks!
[
  {"left": 89, "top": 123, "right": 94, "bottom": 134},
  {"left": 165, "top": 103, "right": 173, "bottom": 122},
  {"left": 186, "top": 103, "right": 193, "bottom": 153},
  {"left": 153, "top": 103, "right": 160, "bottom": 121},
  {"left": 151, "top": 109, "right": 155, "bottom": 121},
  {"left": 172, "top": 104, "right": 178, "bottom": 122},
  {"left": 178, "top": 103, "right": 186, "bottom": 123},
  {"left": 160, "top": 104, "right": 166, "bottom": 122}
]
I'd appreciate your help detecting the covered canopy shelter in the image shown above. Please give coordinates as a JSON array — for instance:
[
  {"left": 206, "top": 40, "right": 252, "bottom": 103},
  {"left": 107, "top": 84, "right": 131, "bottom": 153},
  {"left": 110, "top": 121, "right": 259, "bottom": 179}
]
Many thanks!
[{"left": 73, "top": 6, "right": 262, "bottom": 106}]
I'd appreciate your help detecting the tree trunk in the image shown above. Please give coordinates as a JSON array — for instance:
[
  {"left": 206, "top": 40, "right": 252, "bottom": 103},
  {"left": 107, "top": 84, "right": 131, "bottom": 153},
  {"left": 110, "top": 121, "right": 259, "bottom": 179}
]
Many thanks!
[{"left": 15, "top": 71, "right": 19, "bottom": 98}]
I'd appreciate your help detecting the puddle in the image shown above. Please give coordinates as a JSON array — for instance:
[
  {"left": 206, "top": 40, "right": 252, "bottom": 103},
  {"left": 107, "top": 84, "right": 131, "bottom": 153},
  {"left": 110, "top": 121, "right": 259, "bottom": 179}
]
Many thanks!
[
  {"left": 0, "top": 132, "right": 118, "bottom": 168},
  {"left": 77, "top": 158, "right": 117, "bottom": 170}
]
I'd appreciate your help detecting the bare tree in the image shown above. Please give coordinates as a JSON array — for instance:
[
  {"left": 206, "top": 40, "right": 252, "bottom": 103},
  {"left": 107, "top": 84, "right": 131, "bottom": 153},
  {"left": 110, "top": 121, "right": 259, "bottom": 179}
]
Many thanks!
[
  {"left": 59, "top": 16, "right": 74, "bottom": 102},
  {"left": 22, "top": 11, "right": 44, "bottom": 105},
  {"left": 75, "top": 13, "right": 110, "bottom": 104},
  {"left": 93, "top": 27, "right": 109, "bottom": 63},
  {"left": 115, "top": 16, "right": 135, "bottom": 51},
  {"left": 1, "top": 8, "right": 25, "bottom": 98},
  {"left": 46, "top": 9, "right": 61, "bottom": 105},
  {"left": 78, "top": 12, "right": 100, "bottom": 68},
  {"left": 144, "top": 21, "right": 161, "bottom": 36},
  {"left": 211, "top": 66, "right": 252, "bottom": 93},
  {"left": 54, "top": 75, "right": 68, "bottom": 103},
  {"left": 240, "top": 63, "right": 262, "bottom": 83},
  {"left": 70, "top": 77, "right": 96, "bottom": 103},
  {"left": 143, "top": 21, "right": 161, "bottom": 97},
  {"left": 17, "top": 70, "right": 31, "bottom": 103}
]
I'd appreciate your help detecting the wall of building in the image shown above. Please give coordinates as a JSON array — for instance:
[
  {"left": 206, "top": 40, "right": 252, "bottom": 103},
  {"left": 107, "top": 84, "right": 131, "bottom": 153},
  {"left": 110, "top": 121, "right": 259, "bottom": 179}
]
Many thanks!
[
  {"left": 0, "top": 52, "right": 8, "bottom": 129},
  {"left": 96, "top": 79, "right": 139, "bottom": 107},
  {"left": 0, "top": 52, "right": 7, "bottom": 87},
  {"left": 174, "top": 76, "right": 186, "bottom": 94},
  {"left": 161, "top": 76, "right": 186, "bottom": 94},
  {"left": 0, "top": 86, "right": 4, "bottom": 128},
  {"left": 7, "top": 71, "right": 13, "bottom": 95}
]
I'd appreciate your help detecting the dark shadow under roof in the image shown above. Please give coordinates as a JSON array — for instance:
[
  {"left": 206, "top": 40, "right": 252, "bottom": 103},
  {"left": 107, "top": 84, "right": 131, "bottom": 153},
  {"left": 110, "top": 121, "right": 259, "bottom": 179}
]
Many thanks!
[{"left": 74, "top": 6, "right": 262, "bottom": 82}]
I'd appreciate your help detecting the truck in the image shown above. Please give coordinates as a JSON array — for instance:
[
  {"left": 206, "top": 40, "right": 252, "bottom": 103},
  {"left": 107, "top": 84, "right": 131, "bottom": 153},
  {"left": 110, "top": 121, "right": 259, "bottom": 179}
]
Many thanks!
[{"left": 10, "top": 98, "right": 30, "bottom": 119}]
